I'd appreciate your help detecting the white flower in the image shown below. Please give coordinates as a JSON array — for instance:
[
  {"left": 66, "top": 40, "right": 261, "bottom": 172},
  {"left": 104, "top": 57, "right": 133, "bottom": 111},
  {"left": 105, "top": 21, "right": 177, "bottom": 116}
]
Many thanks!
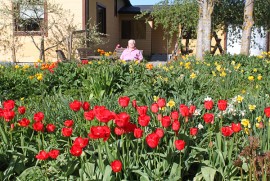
[
  {"left": 193, "top": 109, "right": 201, "bottom": 116},
  {"left": 204, "top": 96, "right": 212, "bottom": 101},
  {"left": 239, "top": 110, "right": 246, "bottom": 117},
  {"left": 198, "top": 123, "right": 204, "bottom": 130}
]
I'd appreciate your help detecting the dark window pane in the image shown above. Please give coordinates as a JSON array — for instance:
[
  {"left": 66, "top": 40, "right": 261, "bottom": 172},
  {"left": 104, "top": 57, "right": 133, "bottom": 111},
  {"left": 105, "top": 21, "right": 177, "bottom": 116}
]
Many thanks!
[
  {"left": 97, "top": 5, "right": 106, "bottom": 34},
  {"left": 121, "top": 20, "right": 146, "bottom": 39}
]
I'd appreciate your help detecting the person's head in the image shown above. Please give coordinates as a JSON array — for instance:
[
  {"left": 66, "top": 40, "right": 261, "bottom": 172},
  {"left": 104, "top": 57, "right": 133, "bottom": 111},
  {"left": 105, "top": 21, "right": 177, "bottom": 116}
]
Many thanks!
[{"left": 128, "top": 39, "right": 136, "bottom": 49}]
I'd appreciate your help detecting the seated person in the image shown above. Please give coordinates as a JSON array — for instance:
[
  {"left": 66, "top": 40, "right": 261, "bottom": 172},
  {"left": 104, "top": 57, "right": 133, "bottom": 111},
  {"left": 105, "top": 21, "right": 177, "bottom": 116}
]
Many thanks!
[{"left": 120, "top": 39, "right": 143, "bottom": 62}]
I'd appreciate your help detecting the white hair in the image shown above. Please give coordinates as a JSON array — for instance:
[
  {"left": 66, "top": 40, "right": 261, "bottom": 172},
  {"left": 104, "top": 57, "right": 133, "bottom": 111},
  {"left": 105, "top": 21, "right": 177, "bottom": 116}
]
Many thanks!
[{"left": 128, "top": 39, "right": 136, "bottom": 44}]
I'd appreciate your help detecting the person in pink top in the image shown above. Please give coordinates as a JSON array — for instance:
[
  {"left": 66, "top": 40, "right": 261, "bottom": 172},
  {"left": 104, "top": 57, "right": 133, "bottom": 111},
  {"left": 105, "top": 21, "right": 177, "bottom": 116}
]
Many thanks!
[{"left": 120, "top": 39, "right": 143, "bottom": 62}]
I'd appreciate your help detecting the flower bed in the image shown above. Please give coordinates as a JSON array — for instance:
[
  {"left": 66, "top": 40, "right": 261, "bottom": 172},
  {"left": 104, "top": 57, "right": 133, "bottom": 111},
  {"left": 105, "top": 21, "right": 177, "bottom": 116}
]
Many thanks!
[{"left": 0, "top": 53, "right": 270, "bottom": 180}]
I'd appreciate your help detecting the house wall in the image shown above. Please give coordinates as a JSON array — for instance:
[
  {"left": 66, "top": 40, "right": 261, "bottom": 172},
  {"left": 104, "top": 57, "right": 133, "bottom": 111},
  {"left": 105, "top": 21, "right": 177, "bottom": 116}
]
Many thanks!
[
  {"left": 119, "top": 14, "right": 152, "bottom": 56},
  {"left": 88, "top": 0, "right": 120, "bottom": 52},
  {"left": 0, "top": 0, "right": 83, "bottom": 63}
]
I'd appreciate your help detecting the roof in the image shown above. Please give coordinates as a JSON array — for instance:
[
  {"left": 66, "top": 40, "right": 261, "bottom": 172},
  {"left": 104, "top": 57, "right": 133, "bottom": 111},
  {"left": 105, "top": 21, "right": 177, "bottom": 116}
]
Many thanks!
[
  {"left": 118, "top": 5, "right": 154, "bottom": 14},
  {"left": 123, "top": 0, "right": 132, "bottom": 6}
]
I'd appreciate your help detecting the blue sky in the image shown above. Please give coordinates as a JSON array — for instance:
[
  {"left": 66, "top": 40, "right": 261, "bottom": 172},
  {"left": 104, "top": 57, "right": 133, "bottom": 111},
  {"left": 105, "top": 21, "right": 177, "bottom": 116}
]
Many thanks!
[{"left": 130, "top": 0, "right": 160, "bottom": 5}]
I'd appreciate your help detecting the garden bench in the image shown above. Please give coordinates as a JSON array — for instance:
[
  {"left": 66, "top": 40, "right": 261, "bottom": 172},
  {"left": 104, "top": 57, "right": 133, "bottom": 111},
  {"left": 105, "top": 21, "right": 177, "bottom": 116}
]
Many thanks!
[
  {"left": 77, "top": 48, "right": 93, "bottom": 60},
  {"left": 113, "top": 48, "right": 143, "bottom": 59}
]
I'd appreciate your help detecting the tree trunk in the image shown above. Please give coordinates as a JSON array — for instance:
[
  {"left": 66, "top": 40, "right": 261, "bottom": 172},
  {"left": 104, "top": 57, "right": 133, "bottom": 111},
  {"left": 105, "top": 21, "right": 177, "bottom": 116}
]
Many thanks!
[
  {"left": 196, "top": 5, "right": 203, "bottom": 60},
  {"left": 39, "top": 36, "right": 45, "bottom": 62},
  {"left": 202, "top": 1, "right": 212, "bottom": 53},
  {"left": 240, "top": 0, "right": 254, "bottom": 55}
]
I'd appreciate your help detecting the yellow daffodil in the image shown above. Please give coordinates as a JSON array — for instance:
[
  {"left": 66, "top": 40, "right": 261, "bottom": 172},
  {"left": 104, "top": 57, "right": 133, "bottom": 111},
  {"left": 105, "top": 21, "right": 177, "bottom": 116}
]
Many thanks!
[
  {"left": 248, "top": 76, "right": 254, "bottom": 81},
  {"left": 257, "top": 55, "right": 263, "bottom": 59},
  {"left": 15, "top": 65, "right": 20, "bottom": 69},
  {"left": 166, "top": 100, "right": 175, "bottom": 108},
  {"left": 241, "top": 119, "right": 251, "bottom": 128},
  {"left": 190, "top": 72, "right": 197, "bottom": 79},
  {"left": 257, "top": 74, "right": 262, "bottom": 80},
  {"left": 244, "top": 128, "right": 250, "bottom": 135},
  {"left": 160, "top": 107, "right": 166, "bottom": 111},
  {"left": 163, "top": 66, "right": 169, "bottom": 71},
  {"left": 179, "top": 62, "right": 184, "bottom": 66},
  {"left": 241, "top": 89, "right": 246, "bottom": 94},
  {"left": 248, "top": 104, "right": 256, "bottom": 111},
  {"left": 220, "top": 71, "right": 226, "bottom": 77},
  {"left": 212, "top": 71, "right": 216, "bottom": 77},
  {"left": 20, "top": 97, "right": 24, "bottom": 101},
  {"left": 216, "top": 65, "right": 222, "bottom": 72},
  {"left": 153, "top": 96, "right": 159, "bottom": 102},
  {"left": 256, "top": 116, "right": 262, "bottom": 122},
  {"left": 184, "top": 62, "right": 191, "bottom": 69},
  {"left": 236, "top": 95, "right": 244, "bottom": 103},
  {"left": 88, "top": 61, "right": 92, "bottom": 64},
  {"left": 231, "top": 61, "right": 236, "bottom": 65},
  {"left": 234, "top": 63, "right": 241, "bottom": 70},
  {"left": 253, "top": 68, "right": 257, "bottom": 72},
  {"left": 29, "top": 76, "right": 34, "bottom": 80}
]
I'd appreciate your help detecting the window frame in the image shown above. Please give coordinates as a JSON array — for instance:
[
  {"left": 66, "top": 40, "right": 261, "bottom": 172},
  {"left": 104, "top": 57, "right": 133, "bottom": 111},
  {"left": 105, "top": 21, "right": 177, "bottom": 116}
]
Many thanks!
[
  {"left": 13, "top": 0, "right": 48, "bottom": 36},
  {"left": 96, "top": 3, "right": 106, "bottom": 34}
]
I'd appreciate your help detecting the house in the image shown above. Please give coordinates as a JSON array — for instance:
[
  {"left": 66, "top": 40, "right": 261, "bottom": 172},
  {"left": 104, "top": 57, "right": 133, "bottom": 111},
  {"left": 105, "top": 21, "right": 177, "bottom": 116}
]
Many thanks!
[{"left": 0, "top": 0, "right": 269, "bottom": 63}]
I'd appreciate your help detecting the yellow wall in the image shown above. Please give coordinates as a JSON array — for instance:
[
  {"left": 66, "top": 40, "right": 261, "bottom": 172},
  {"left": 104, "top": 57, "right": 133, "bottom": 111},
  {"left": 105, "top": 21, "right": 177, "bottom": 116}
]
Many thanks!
[{"left": 88, "top": 0, "right": 120, "bottom": 52}]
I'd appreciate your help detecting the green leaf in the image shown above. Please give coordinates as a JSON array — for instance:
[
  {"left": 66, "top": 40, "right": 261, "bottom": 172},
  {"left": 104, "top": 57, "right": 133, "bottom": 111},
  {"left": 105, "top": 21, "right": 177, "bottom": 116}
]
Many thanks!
[
  {"left": 102, "top": 165, "right": 112, "bottom": 181},
  {"left": 132, "top": 170, "right": 150, "bottom": 181},
  {"left": 0, "top": 124, "right": 8, "bottom": 144},
  {"left": 201, "top": 166, "right": 216, "bottom": 181},
  {"left": 168, "top": 163, "right": 181, "bottom": 181}
]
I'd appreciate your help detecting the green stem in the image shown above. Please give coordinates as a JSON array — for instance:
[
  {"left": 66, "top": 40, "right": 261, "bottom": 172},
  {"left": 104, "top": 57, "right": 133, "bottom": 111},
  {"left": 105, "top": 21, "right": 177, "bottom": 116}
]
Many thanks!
[
  {"left": 98, "top": 143, "right": 104, "bottom": 173},
  {"left": 179, "top": 152, "right": 182, "bottom": 181}
]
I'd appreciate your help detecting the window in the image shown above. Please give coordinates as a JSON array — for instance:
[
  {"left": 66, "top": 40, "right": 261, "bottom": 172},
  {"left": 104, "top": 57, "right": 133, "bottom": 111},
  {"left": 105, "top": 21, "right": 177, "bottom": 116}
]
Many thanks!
[
  {"left": 13, "top": 0, "right": 47, "bottom": 36},
  {"left": 96, "top": 4, "right": 106, "bottom": 34},
  {"left": 121, "top": 20, "right": 146, "bottom": 39}
]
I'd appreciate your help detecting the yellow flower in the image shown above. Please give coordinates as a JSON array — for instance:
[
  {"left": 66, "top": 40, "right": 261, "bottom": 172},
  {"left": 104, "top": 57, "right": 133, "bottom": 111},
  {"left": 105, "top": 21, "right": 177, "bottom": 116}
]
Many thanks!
[
  {"left": 241, "top": 119, "right": 251, "bottom": 128},
  {"left": 248, "top": 76, "right": 254, "bottom": 81},
  {"left": 244, "top": 128, "right": 250, "bottom": 135},
  {"left": 179, "top": 62, "right": 184, "bottom": 66},
  {"left": 98, "top": 61, "right": 101, "bottom": 64},
  {"left": 190, "top": 72, "right": 197, "bottom": 79},
  {"left": 216, "top": 65, "right": 222, "bottom": 72},
  {"left": 236, "top": 95, "right": 244, "bottom": 103},
  {"left": 163, "top": 66, "right": 169, "bottom": 71},
  {"left": 0, "top": 65, "right": 4, "bottom": 69},
  {"left": 163, "top": 77, "right": 168, "bottom": 82},
  {"left": 105, "top": 52, "right": 110, "bottom": 57},
  {"left": 37, "top": 75, "right": 43, "bottom": 81},
  {"left": 248, "top": 104, "right": 256, "bottom": 111},
  {"left": 160, "top": 107, "right": 166, "bottom": 111},
  {"left": 212, "top": 71, "right": 216, "bottom": 77},
  {"left": 253, "top": 68, "right": 257, "bottom": 72},
  {"left": 234, "top": 63, "right": 241, "bottom": 70},
  {"left": 184, "top": 62, "right": 191, "bottom": 69},
  {"left": 20, "top": 97, "right": 24, "bottom": 101},
  {"left": 15, "top": 65, "right": 20, "bottom": 69},
  {"left": 166, "top": 100, "right": 175, "bottom": 108},
  {"left": 88, "top": 61, "right": 92, "bottom": 64},
  {"left": 257, "top": 55, "right": 263, "bottom": 59},
  {"left": 241, "top": 89, "right": 246, "bottom": 94},
  {"left": 29, "top": 76, "right": 34, "bottom": 80},
  {"left": 231, "top": 61, "right": 236, "bottom": 65},
  {"left": 22, "top": 65, "right": 30, "bottom": 69},
  {"left": 256, "top": 123, "right": 260, "bottom": 128},
  {"left": 37, "top": 59, "right": 42, "bottom": 63},
  {"left": 256, "top": 116, "right": 262, "bottom": 122},
  {"left": 153, "top": 96, "right": 159, "bottom": 102},
  {"left": 146, "top": 63, "right": 153, "bottom": 70},
  {"left": 257, "top": 74, "right": 262, "bottom": 80},
  {"left": 206, "top": 63, "right": 210, "bottom": 66},
  {"left": 220, "top": 71, "right": 226, "bottom": 77},
  {"left": 169, "top": 65, "right": 174, "bottom": 70}
]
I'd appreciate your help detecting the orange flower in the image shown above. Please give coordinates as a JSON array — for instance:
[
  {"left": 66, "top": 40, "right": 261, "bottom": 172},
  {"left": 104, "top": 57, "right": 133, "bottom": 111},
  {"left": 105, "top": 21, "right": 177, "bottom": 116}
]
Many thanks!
[{"left": 146, "top": 63, "right": 153, "bottom": 70}]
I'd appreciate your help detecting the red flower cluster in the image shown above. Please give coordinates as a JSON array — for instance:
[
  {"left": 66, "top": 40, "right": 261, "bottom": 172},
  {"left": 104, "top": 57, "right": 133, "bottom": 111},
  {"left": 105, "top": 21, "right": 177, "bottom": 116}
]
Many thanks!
[
  {"left": 70, "top": 137, "right": 89, "bottom": 156},
  {"left": 88, "top": 126, "right": 111, "bottom": 141},
  {"left": 221, "top": 123, "right": 242, "bottom": 137},
  {"left": 36, "top": 149, "right": 60, "bottom": 160}
]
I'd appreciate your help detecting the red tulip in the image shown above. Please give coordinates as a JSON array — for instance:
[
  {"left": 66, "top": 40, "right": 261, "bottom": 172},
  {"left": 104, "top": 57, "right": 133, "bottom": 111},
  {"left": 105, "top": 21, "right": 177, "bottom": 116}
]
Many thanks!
[
  {"left": 18, "top": 118, "right": 30, "bottom": 127},
  {"left": 221, "top": 126, "right": 234, "bottom": 137},
  {"left": 172, "top": 120, "right": 180, "bottom": 132},
  {"left": 179, "top": 104, "right": 189, "bottom": 117},
  {"left": 64, "top": 120, "right": 74, "bottom": 127},
  {"left": 203, "top": 113, "right": 214, "bottom": 124},
  {"left": 170, "top": 111, "right": 179, "bottom": 120},
  {"left": 146, "top": 133, "right": 160, "bottom": 148},
  {"left": 111, "top": 160, "right": 122, "bottom": 173},
  {"left": 48, "top": 149, "right": 60, "bottom": 159},
  {"left": 73, "top": 137, "right": 89, "bottom": 148},
  {"left": 3, "top": 110, "right": 15, "bottom": 121},
  {"left": 88, "top": 126, "right": 111, "bottom": 141},
  {"left": 114, "top": 127, "right": 125, "bottom": 135},
  {"left": 136, "top": 106, "right": 148, "bottom": 115},
  {"left": 33, "top": 112, "right": 44, "bottom": 122},
  {"left": 62, "top": 127, "right": 73, "bottom": 137},
  {"left": 204, "top": 100, "right": 214, "bottom": 110},
  {"left": 155, "top": 128, "right": 164, "bottom": 138},
  {"left": 95, "top": 109, "right": 115, "bottom": 123},
  {"left": 134, "top": 128, "right": 143, "bottom": 138},
  {"left": 231, "top": 123, "right": 241, "bottom": 133},
  {"left": 118, "top": 96, "right": 130, "bottom": 108},
  {"left": 46, "top": 123, "right": 56, "bottom": 133},
  {"left": 151, "top": 103, "right": 159, "bottom": 113},
  {"left": 84, "top": 110, "right": 95, "bottom": 121},
  {"left": 132, "top": 100, "right": 137, "bottom": 108},
  {"left": 161, "top": 116, "right": 171, "bottom": 128},
  {"left": 122, "top": 122, "right": 137, "bottom": 133},
  {"left": 33, "top": 122, "right": 44, "bottom": 132},
  {"left": 189, "top": 105, "right": 196, "bottom": 115},
  {"left": 190, "top": 127, "right": 198, "bottom": 136},
  {"left": 18, "top": 106, "right": 26, "bottom": 114},
  {"left": 264, "top": 107, "right": 270, "bottom": 117},
  {"left": 175, "top": 140, "right": 186, "bottom": 151},
  {"left": 69, "top": 100, "right": 81, "bottom": 112},
  {"left": 138, "top": 114, "right": 151, "bottom": 127},
  {"left": 36, "top": 150, "right": 49, "bottom": 160},
  {"left": 157, "top": 98, "right": 166, "bottom": 108},
  {"left": 114, "top": 112, "right": 130, "bottom": 127},
  {"left": 82, "top": 101, "right": 90, "bottom": 111},
  {"left": 3, "top": 100, "right": 15, "bottom": 110},
  {"left": 70, "top": 145, "right": 82, "bottom": 156},
  {"left": 218, "top": 100, "right": 228, "bottom": 111}
]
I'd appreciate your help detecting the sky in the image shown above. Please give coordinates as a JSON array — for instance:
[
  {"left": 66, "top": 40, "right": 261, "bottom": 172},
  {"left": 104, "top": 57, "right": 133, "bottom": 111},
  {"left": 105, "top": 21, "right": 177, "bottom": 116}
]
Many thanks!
[{"left": 130, "top": 0, "right": 160, "bottom": 5}]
